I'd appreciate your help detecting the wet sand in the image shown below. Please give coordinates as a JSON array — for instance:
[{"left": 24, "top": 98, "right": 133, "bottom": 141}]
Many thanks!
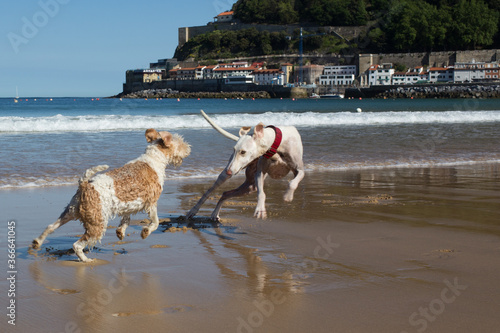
[{"left": 1, "top": 164, "right": 500, "bottom": 333}]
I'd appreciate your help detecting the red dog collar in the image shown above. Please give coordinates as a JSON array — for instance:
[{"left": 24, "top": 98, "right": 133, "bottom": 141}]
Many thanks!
[{"left": 263, "top": 126, "right": 282, "bottom": 159}]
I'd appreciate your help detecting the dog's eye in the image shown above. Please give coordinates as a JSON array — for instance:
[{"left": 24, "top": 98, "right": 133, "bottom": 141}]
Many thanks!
[{"left": 240, "top": 150, "right": 246, "bottom": 155}]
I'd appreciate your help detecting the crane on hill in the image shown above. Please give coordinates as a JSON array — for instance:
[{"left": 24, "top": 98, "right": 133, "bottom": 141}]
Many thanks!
[{"left": 288, "top": 27, "right": 326, "bottom": 85}]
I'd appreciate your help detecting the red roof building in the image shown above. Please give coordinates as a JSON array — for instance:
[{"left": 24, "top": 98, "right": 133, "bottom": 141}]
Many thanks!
[{"left": 214, "top": 11, "right": 234, "bottom": 23}]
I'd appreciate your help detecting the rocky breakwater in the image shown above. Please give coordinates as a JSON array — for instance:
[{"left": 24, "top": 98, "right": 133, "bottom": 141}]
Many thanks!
[
  {"left": 115, "top": 89, "right": 271, "bottom": 99},
  {"left": 378, "top": 84, "right": 500, "bottom": 99}
]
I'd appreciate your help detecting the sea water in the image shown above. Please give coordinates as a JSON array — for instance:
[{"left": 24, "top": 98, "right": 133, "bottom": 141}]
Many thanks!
[{"left": 1, "top": 97, "right": 499, "bottom": 189}]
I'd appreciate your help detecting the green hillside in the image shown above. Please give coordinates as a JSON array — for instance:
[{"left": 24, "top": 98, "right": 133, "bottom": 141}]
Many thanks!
[
  {"left": 174, "top": 27, "right": 350, "bottom": 61},
  {"left": 175, "top": 0, "right": 500, "bottom": 61}
]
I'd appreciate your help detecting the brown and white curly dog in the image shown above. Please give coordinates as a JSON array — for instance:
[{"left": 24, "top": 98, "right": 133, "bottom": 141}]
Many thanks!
[{"left": 32, "top": 129, "right": 191, "bottom": 262}]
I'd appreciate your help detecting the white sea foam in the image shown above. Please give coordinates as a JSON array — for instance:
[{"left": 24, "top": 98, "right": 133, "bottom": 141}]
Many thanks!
[{"left": 1, "top": 111, "right": 500, "bottom": 134}]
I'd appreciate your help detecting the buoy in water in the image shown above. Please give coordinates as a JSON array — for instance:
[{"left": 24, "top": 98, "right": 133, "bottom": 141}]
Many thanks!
[{"left": 356, "top": 108, "right": 362, "bottom": 113}]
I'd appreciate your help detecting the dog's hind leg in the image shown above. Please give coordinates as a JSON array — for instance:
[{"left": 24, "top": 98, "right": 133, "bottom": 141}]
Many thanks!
[
  {"left": 73, "top": 234, "right": 94, "bottom": 262},
  {"left": 73, "top": 216, "right": 106, "bottom": 262},
  {"left": 116, "top": 215, "right": 130, "bottom": 240},
  {"left": 141, "top": 205, "right": 159, "bottom": 239},
  {"left": 32, "top": 194, "right": 79, "bottom": 249}
]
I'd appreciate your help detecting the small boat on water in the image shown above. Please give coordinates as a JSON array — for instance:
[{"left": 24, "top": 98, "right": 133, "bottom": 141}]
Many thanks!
[
  {"left": 320, "top": 93, "right": 344, "bottom": 99},
  {"left": 309, "top": 93, "right": 321, "bottom": 99}
]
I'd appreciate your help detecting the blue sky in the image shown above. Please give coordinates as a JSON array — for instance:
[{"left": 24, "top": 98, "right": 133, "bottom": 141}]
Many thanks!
[{"left": 0, "top": 0, "right": 236, "bottom": 97}]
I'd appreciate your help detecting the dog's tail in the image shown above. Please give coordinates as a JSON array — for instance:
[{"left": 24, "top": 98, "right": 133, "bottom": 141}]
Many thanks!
[
  {"left": 201, "top": 110, "right": 239, "bottom": 141},
  {"left": 79, "top": 165, "right": 109, "bottom": 183}
]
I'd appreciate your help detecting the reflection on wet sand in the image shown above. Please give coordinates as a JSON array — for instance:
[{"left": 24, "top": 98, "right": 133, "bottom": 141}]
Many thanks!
[
  {"left": 28, "top": 217, "right": 313, "bottom": 332},
  {"left": 10, "top": 164, "right": 500, "bottom": 332}
]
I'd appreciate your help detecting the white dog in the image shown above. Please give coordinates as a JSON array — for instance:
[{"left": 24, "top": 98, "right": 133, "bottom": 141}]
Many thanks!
[
  {"left": 32, "top": 129, "right": 191, "bottom": 262},
  {"left": 186, "top": 110, "right": 304, "bottom": 221}
]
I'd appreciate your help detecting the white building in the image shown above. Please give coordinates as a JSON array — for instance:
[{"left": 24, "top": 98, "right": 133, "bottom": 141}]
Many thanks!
[
  {"left": 453, "top": 61, "right": 486, "bottom": 82},
  {"left": 428, "top": 67, "right": 454, "bottom": 83},
  {"left": 213, "top": 64, "right": 261, "bottom": 79},
  {"left": 367, "top": 63, "right": 394, "bottom": 86},
  {"left": 253, "top": 69, "right": 285, "bottom": 85},
  {"left": 319, "top": 65, "right": 356, "bottom": 86},
  {"left": 195, "top": 66, "right": 206, "bottom": 80},
  {"left": 324, "top": 65, "right": 356, "bottom": 75},
  {"left": 203, "top": 65, "right": 219, "bottom": 79},
  {"left": 392, "top": 66, "right": 424, "bottom": 85},
  {"left": 214, "top": 11, "right": 234, "bottom": 23}
]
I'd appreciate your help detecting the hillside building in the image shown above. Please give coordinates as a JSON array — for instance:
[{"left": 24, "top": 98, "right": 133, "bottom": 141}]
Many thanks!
[
  {"left": 212, "top": 64, "right": 262, "bottom": 79},
  {"left": 367, "top": 63, "right": 395, "bottom": 86},
  {"left": 319, "top": 65, "right": 356, "bottom": 86},
  {"left": 281, "top": 63, "right": 293, "bottom": 84},
  {"left": 428, "top": 67, "right": 454, "bottom": 83},
  {"left": 295, "top": 64, "right": 324, "bottom": 85},
  {"left": 392, "top": 67, "right": 425, "bottom": 85},
  {"left": 485, "top": 62, "right": 500, "bottom": 80},
  {"left": 126, "top": 69, "right": 164, "bottom": 84},
  {"left": 253, "top": 69, "right": 285, "bottom": 85},
  {"left": 454, "top": 61, "right": 487, "bottom": 82},
  {"left": 173, "top": 67, "right": 197, "bottom": 80},
  {"left": 214, "top": 11, "right": 234, "bottom": 23}
]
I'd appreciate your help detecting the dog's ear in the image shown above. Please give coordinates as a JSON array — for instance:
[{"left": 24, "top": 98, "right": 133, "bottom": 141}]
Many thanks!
[
  {"left": 159, "top": 131, "right": 172, "bottom": 147},
  {"left": 145, "top": 129, "right": 160, "bottom": 143},
  {"left": 239, "top": 126, "right": 251, "bottom": 137},
  {"left": 253, "top": 123, "right": 265, "bottom": 139}
]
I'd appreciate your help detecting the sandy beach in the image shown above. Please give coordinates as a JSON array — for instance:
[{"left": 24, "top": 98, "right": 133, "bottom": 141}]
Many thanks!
[{"left": 1, "top": 164, "right": 500, "bottom": 333}]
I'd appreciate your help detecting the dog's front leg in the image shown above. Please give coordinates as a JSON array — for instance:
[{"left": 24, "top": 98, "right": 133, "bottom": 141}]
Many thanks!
[
  {"left": 212, "top": 180, "right": 256, "bottom": 221},
  {"left": 254, "top": 163, "right": 268, "bottom": 219},
  {"left": 186, "top": 171, "right": 231, "bottom": 219},
  {"left": 284, "top": 168, "right": 305, "bottom": 202},
  {"left": 141, "top": 205, "right": 159, "bottom": 239}
]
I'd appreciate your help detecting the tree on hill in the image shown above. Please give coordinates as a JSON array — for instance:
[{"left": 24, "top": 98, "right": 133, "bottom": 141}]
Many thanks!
[
  {"left": 175, "top": 0, "right": 500, "bottom": 60},
  {"left": 233, "top": 0, "right": 369, "bottom": 25},
  {"left": 448, "top": 0, "right": 499, "bottom": 49},
  {"left": 231, "top": 0, "right": 499, "bottom": 51}
]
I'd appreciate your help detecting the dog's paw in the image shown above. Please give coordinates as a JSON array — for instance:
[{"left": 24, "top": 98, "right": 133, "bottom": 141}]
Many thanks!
[
  {"left": 254, "top": 209, "right": 267, "bottom": 219},
  {"left": 81, "top": 258, "right": 95, "bottom": 263},
  {"left": 141, "top": 228, "right": 150, "bottom": 239},
  {"left": 283, "top": 192, "right": 294, "bottom": 202},
  {"left": 116, "top": 229, "right": 124, "bottom": 241},
  {"left": 210, "top": 212, "right": 222, "bottom": 223},
  {"left": 31, "top": 240, "right": 41, "bottom": 250}
]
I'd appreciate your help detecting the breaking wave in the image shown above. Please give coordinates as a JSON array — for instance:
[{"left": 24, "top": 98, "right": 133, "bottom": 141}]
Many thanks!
[{"left": 1, "top": 110, "right": 500, "bottom": 134}]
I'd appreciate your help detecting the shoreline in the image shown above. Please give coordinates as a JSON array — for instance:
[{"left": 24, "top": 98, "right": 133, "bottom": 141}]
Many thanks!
[
  {"left": 113, "top": 90, "right": 271, "bottom": 99},
  {"left": 1, "top": 164, "right": 499, "bottom": 332},
  {"left": 113, "top": 82, "right": 500, "bottom": 99},
  {"left": 346, "top": 82, "right": 500, "bottom": 99}
]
